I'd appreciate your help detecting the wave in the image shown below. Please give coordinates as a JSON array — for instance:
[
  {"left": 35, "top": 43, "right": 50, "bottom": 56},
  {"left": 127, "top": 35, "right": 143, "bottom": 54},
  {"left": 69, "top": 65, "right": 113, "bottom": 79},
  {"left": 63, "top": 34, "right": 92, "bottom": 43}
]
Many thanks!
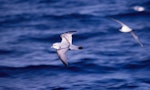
[
  {"left": 0, "top": 65, "right": 64, "bottom": 77},
  {"left": 122, "top": 59, "right": 150, "bottom": 70},
  {"left": 0, "top": 62, "right": 118, "bottom": 77},
  {"left": 0, "top": 49, "right": 14, "bottom": 55},
  {"left": 0, "top": 64, "right": 63, "bottom": 70},
  {"left": 108, "top": 11, "right": 150, "bottom": 18},
  {"left": 43, "top": 13, "right": 98, "bottom": 19},
  {"left": 0, "top": 13, "right": 99, "bottom": 28},
  {"left": 18, "top": 34, "right": 58, "bottom": 43},
  {"left": 0, "top": 59, "right": 149, "bottom": 75}
]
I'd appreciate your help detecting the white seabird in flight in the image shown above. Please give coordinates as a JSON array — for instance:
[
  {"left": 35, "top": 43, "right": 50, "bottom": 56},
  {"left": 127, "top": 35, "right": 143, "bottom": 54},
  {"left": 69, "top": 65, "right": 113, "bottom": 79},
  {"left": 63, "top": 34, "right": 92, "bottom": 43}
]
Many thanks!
[
  {"left": 133, "top": 6, "right": 145, "bottom": 12},
  {"left": 51, "top": 31, "right": 83, "bottom": 67},
  {"left": 111, "top": 18, "right": 144, "bottom": 47}
]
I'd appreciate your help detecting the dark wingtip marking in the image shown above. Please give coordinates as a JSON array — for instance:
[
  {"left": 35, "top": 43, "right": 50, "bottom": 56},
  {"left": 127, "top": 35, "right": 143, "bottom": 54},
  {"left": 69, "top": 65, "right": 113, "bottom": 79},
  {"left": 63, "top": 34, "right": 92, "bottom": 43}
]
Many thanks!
[
  {"left": 61, "top": 60, "right": 68, "bottom": 67},
  {"left": 64, "top": 64, "right": 68, "bottom": 67},
  {"left": 78, "top": 46, "right": 83, "bottom": 49}
]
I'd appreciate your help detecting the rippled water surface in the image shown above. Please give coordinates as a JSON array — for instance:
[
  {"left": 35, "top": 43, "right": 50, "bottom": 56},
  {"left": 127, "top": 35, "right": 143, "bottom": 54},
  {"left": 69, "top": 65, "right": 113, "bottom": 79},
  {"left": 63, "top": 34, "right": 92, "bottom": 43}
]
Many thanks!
[{"left": 0, "top": 0, "right": 150, "bottom": 90}]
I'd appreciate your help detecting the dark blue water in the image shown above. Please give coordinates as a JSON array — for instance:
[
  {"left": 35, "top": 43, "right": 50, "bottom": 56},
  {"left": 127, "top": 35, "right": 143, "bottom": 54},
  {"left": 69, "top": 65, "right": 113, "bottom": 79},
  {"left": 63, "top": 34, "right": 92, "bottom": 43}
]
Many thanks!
[{"left": 0, "top": 0, "right": 150, "bottom": 90}]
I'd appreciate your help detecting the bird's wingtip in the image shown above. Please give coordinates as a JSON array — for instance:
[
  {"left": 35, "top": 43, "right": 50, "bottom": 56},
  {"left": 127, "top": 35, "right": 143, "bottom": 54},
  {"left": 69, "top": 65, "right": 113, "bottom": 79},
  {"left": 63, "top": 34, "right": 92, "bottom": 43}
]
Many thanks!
[
  {"left": 140, "top": 44, "right": 144, "bottom": 48},
  {"left": 63, "top": 62, "right": 69, "bottom": 67},
  {"left": 110, "top": 18, "right": 119, "bottom": 22}
]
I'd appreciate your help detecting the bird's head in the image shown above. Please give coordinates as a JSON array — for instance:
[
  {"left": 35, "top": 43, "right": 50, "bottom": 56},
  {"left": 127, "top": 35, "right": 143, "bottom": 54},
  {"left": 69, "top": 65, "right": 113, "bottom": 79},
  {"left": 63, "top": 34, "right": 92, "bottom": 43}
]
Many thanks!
[{"left": 51, "top": 43, "right": 61, "bottom": 49}]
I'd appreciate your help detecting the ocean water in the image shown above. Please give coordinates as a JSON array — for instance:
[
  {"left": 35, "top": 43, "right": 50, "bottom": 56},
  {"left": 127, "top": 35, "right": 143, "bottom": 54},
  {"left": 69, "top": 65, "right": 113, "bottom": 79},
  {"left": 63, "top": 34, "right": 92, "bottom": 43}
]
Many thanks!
[{"left": 0, "top": 0, "right": 150, "bottom": 90}]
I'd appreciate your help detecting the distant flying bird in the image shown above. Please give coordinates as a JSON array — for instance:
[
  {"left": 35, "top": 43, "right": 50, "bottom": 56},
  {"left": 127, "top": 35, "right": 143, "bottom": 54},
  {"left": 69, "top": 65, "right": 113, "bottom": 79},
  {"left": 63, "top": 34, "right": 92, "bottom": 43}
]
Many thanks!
[
  {"left": 51, "top": 31, "right": 83, "bottom": 67},
  {"left": 111, "top": 18, "right": 144, "bottom": 47},
  {"left": 133, "top": 6, "right": 145, "bottom": 12}
]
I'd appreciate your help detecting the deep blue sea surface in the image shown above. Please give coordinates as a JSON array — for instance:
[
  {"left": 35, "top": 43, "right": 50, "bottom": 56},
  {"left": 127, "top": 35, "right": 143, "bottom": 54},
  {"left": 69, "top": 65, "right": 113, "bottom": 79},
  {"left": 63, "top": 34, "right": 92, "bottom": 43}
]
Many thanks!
[{"left": 0, "top": 0, "right": 150, "bottom": 90}]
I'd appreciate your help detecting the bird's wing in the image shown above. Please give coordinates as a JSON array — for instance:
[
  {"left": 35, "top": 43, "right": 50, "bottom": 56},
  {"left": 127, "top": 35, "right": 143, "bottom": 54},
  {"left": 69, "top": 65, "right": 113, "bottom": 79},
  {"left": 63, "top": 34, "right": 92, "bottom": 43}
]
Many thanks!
[
  {"left": 60, "top": 34, "right": 70, "bottom": 47},
  {"left": 61, "top": 31, "right": 77, "bottom": 45},
  {"left": 111, "top": 18, "right": 127, "bottom": 27},
  {"left": 57, "top": 48, "right": 68, "bottom": 67},
  {"left": 111, "top": 18, "right": 132, "bottom": 32},
  {"left": 130, "top": 31, "right": 144, "bottom": 47}
]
